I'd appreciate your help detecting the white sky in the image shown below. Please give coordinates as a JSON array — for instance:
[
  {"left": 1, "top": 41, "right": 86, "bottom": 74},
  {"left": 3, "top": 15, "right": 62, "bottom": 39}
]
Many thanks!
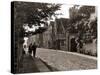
[{"left": 56, "top": 4, "right": 73, "bottom": 18}]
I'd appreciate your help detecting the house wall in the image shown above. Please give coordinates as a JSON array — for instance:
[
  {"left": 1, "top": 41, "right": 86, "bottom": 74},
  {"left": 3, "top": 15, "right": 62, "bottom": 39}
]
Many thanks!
[
  {"left": 42, "top": 24, "right": 53, "bottom": 48},
  {"left": 54, "top": 18, "right": 69, "bottom": 51}
]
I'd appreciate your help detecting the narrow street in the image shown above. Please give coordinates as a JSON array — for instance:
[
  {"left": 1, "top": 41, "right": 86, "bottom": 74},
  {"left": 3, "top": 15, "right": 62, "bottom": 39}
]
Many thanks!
[
  {"left": 36, "top": 48, "right": 97, "bottom": 71},
  {"left": 18, "top": 48, "right": 97, "bottom": 73}
]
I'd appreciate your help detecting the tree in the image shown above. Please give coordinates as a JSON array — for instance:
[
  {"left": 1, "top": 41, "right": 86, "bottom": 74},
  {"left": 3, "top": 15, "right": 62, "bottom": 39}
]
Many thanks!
[
  {"left": 13, "top": 2, "right": 61, "bottom": 72},
  {"left": 78, "top": 6, "right": 95, "bottom": 18},
  {"left": 68, "top": 5, "right": 97, "bottom": 41},
  {"left": 14, "top": 2, "right": 61, "bottom": 36}
]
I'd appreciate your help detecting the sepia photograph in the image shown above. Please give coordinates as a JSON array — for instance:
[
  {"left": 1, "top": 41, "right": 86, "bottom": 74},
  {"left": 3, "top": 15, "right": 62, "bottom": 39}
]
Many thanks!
[{"left": 11, "top": 1, "right": 97, "bottom": 74}]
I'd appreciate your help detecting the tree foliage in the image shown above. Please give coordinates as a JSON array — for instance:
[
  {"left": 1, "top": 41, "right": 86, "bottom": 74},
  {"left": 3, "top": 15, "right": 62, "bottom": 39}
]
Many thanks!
[
  {"left": 14, "top": 1, "right": 61, "bottom": 37},
  {"left": 78, "top": 6, "right": 95, "bottom": 18},
  {"left": 14, "top": 2, "right": 61, "bottom": 26},
  {"left": 68, "top": 5, "right": 97, "bottom": 40}
]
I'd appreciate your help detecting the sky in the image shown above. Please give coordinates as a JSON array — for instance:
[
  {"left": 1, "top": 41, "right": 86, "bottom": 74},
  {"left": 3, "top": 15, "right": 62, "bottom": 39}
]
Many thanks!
[{"left": 56, "top": 4, "right": 73, "bottom": 18}]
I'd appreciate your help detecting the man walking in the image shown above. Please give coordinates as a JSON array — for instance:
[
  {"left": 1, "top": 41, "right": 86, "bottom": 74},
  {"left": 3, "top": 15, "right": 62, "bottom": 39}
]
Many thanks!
[
  {"left": 29, "top": 43, "right": 33, "bottom": 56},
  {"left": 32, "top": 42, "right": 37, "bottom": 58}
]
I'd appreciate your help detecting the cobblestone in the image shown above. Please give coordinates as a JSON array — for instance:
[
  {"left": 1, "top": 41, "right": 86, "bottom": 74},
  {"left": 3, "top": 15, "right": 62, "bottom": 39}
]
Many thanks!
[{"left": 36, "top": 48, "right": 97, "bottom": 71}]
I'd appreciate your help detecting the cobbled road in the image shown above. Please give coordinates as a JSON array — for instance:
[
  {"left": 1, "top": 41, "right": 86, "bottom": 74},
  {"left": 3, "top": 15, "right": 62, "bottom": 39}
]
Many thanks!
[{"left": 36, "top": 48, "right": 97, "bottom": 71}]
